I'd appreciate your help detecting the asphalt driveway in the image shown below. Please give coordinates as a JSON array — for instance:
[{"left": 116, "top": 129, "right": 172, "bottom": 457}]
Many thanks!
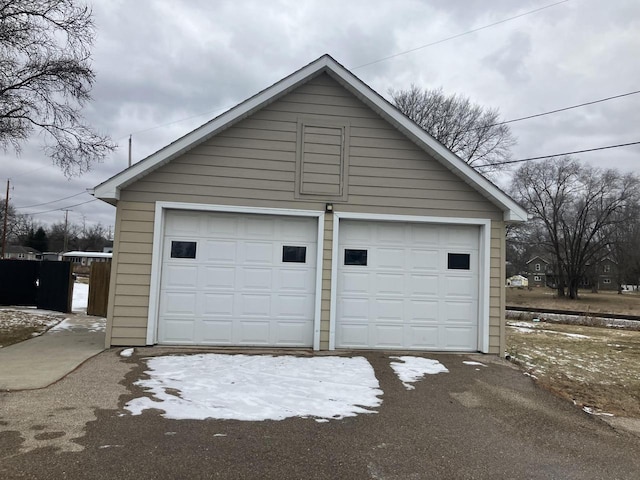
[{"left": 1, "top": 349, "right": 639, "bottom": 479}]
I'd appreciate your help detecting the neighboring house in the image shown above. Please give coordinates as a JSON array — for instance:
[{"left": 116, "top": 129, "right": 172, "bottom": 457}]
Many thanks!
[
  {"left": 2, "top": 245, "right": 41, "bottom": 260},
  {"left": 92, "top": 55, "right": 527, "bottom": 355},
  {"left": 41, "top": 252, "right": 62, "bottom": 261},
  {"left": 526, "top": 256, "right": 550, "bottom": 287},
  {"left": 506, "top": 275, "right": 528, "bottom": 287},
  {"left": 62, "top": 251, "right": 113, "bottom": 266},
  {"left": 586, "top": 258, "right": 618, "bottom": 291}
]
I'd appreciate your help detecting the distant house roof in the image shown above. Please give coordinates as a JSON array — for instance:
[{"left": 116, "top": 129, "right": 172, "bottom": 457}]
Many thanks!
[
  {"left": 5, "top": 245, "right": 41, "bottom": 254},
  {"left": 526, "top": 256, "right": 549, "bottom": 265},
  {"left": 62, "top": 251, "right": 112, "bottom": 259},
  {"left": 91, "top": 54, "right": 528, "bottom": 223}
]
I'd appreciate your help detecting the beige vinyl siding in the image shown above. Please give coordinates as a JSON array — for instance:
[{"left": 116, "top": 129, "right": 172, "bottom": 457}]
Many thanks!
[
  {"left": 108, "top": 72, "right": 507, "bottom": 352},
  {"left": 320, "top": 214, "right": 334, "bottom": 349}
]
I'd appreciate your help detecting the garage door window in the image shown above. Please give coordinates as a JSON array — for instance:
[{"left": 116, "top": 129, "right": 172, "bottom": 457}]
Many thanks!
[
  {"left": 344, "top": 249, "right": 367, "bottom": 266},
  {"left": 447, "top": 253, "right": 470, "bottom": 270},
  {"left": 171, "top": 241, "right": 197, "bottom": 259},
  {"left": 282, "top": 245, "right": 307, "bottom": 263}
]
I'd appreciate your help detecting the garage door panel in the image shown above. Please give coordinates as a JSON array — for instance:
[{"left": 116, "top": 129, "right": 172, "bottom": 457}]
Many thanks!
[
  {"left": 371, "top": 324, "right": 404, "bottom": 348},
  {"left": 160, "top": 318, "right": 196, "bottom": 343},
  {"left": 204, "top": 215, "right": 239, "bottom": 237},
  {"left": 340, "top": 297, "right": 369, "bottom": 320},
  {"left": 376, "top": 248, "right": 405, "bottom": 269},
  {"left": 407, "top": 300, "right": 439, "bottom": 322},
  {"left": 409, "top": 274, "right": 439, "bottom": 296},
  {"left": 161, "top": 292, "right": 197, "bottom": 315},
  {"left": 279, "top": 269, "right": 313, "bottom": 292},
  {"left": 337, "top": 220, "right": 479, "bottom": 351},
  {"left": 340, "top": 272, "right": 370, "bottom": 294},
  {"left": 275, "top": 294, "right": 312, "bottom": 317},
  {"left": 200, "top": 320, "right": 233, "bottom": 344},
  {"left": 238, "top": 321, "right": 270, "bottom": 344},
  {"left": 410, "top": 249, "right": 439, "bottom": 271},
  {"left": 159, "top": 211, "right": 317, "bottom": 346},
  {"left": 406, "top": 325, "right": 440, "bottom": 348},
  {"left": 443, "top": 301, "right": 478, "bottom": 324},
  {"left": 274, "top": 321, "right": 312, "bottom": 345},
  {"left": 374, "top": 299, "right": 404, "bottom": 321},
  {"left": 202, "top": 293, "right": 234, "bottom": 315},
  {"left": 442, "top": 326, "right": 477, "bottom": 350},
  {"left": 203, "top": 240, "right": 237, "bottom": 262},
  {"left": 443, "top": 276, "right": 475, "bottom": 298},
  {"left": 202, "top": 266, "right": 235, "bottom": 289},
  {"left": 377, "top": 226, "right": 405, "bottom": 244},
  {"left": 239, "top": 294, "right": 271, "bottom": 317},
  {"left": 375, "top": 273, "right": 404, "bottom": 295},
  {"left": 241, "top": 268, "right": 273, "bottom": 290},
  {"left": 244, "top": 242, "right": 274, "bottom": 264},
  {"left": 245, "top": 217, "right": 275, "bottom": 237},
  {"left": 338, "top": 323, "right": 369, "bottom": 347},
  {"left": 163, "top": 265, "right": 198, "bottom": 288}
]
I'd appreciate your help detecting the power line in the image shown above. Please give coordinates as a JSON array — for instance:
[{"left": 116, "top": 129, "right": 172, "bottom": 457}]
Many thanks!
[
  {"left": 14, "top": 190, "right": 88, "bottom": 209},
  {"left": 25, "top": 198, "right": 99, "bottom": 216},
  {"left": 352, "top": 0, "right": 570, "bottom": 70},
  {"left": 495, "top": 89, "right": 640, "bottom": 127},
  {"left": 477, "top": 140, "right": 640, "bottom": 168}
]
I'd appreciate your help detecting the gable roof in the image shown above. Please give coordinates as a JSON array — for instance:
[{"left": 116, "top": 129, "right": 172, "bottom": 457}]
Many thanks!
[
  {"left": 91, "top": 54, "right": 527, "bottom": 222},
  {"left": 526, "top": 256, "right": 550, "bottom": 265}
]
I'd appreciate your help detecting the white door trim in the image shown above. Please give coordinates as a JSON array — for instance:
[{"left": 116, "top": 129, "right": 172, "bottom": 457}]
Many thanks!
[
  {"left": 147, "top": 201, "right": 325, "bottom": 350},
  {"left": 329, "top": 212, "right": 491, "bottom": 352}
]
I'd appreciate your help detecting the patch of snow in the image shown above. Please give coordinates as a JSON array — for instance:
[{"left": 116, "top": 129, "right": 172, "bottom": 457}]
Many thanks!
[
  {"left": 389, "top": 356, "right": 448, "bottom": 390},
  {"left": 120, "top": 348, "right": 134, "bottom": 358},
  {"left": 213, "top": 434, "right": 227, "bottom": 437},
  {"left": 582, "top": 406, "right": 614, "bottom": 417},
  {"left": 463, "top": 361, "right": 486, "bottom": 367},
  {"left": 507, "top": 321, "right": 539, "bottom": 329},
  {"left": 98, "top": 445, "right": 124, "bottom": 449},
  {"left": 125, "top": 354, "right": 383, "bottom": 422},
  {"left": 72, "top": 282, "right": 89, "bottom": 311}
]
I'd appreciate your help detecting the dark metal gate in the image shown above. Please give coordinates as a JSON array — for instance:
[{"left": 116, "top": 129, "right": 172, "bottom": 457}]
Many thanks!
[{"left": 0, "top": 260, "right": 73, "bottom": 312}]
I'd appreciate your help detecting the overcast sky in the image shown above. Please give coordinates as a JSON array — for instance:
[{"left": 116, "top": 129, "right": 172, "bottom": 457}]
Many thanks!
[{"left": 2, "top": 0, "right": 639, "bottom": 235}]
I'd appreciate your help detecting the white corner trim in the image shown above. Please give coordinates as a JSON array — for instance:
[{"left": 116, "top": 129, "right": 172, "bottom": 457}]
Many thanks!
[
  {"left": 328, "top": 214, "right": 340, "bottom": 350},
  {"left": 146, "top": 203, "right": 165, "bottom": 345},
  {"left": 329, "top": 211, "right": 492, "bottom": 353},
  {"left": 145, "top": 202, "right": 325, "bottom": 348}
]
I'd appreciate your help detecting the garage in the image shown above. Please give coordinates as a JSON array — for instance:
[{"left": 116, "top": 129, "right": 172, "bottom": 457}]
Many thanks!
[
  {"left": 157, "top": 210, "right": 318, "bottom": 346},
  {"left": 335, "top": 220, "right": 480, "bottom": 351}
]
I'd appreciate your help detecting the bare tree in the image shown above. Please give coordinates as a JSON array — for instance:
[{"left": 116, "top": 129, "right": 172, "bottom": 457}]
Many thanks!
[
  {"left": 390, "top": 85, "right": 516, "bottom": 173},
  {"left": 0, "top": 0, "right": 115, "bottom": 175},
  {"left": 511, "top": 157, "right": 640, "bottom": 299}
]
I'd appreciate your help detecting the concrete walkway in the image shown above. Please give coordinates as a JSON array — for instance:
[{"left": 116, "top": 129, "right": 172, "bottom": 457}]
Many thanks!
[{"left": 0, "top": 313, "right": 105, "bottom": 390}]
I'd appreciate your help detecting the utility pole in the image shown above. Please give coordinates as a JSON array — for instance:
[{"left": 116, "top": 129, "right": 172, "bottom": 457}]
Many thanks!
[
  {"left": 63, "top": 209, "right": 69, "bottom": 252},
  {"left": 1, "top": 179, "right": 9, "bottom": 260}
]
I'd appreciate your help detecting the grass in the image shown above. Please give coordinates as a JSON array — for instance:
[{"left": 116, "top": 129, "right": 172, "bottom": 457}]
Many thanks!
[
  {"left": 506, "top": 287, "right": 640, "bottom": 316},
  {"left": 0, "top": 309, "right": 63, "bottom": 348},
  {"left": 506, "top": 320, "right": 640, "bottom": 418}
]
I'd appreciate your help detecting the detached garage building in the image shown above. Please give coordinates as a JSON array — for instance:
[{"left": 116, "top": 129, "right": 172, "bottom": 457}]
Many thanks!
[{"left": 92, "top": 55, "right": 526, "bottom": 354}]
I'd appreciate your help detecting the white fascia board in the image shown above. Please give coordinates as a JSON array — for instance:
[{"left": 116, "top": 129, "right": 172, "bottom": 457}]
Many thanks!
[{"left": 93, "top": 56, "right": 337, "bottom": 201}]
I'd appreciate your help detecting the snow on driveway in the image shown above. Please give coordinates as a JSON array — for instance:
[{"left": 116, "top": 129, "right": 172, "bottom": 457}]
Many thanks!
[
  {"left": 126, "top": 354, "right": 383, "bottom": 422},
  {"left": 390, "top": 356, "right": 449, "bottom": 390}
]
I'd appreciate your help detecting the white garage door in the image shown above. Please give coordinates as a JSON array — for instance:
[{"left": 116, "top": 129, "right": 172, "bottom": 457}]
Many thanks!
[
  {"left": 158, "top": 210, "right": 317, "bottom": 346},
  {"left": 336, "top": 220, "right": 479, "bottom": 351}
]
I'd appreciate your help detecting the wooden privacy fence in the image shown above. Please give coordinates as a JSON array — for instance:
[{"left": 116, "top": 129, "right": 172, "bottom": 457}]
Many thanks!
[{"left": 87, "top": 262, "right": 111, "bottom": 317}]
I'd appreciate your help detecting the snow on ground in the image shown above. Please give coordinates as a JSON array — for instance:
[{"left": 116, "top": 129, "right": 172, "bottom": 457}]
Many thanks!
[
  {"left": 120, "top": 348, "right": 134, "bottom": 357},
  {"left": 389, "top": 356, "right": 449, "bottom": 390},
  {"left": 125, "top": 354, "right": 383, "bottom": 422},
  {"left": 49, "top": 317, "right": 106, "bottom": 333},
  {"left": 463, "top": 361, "right": 487, "bottom": 367},
  {"left": 72, "top": 282, "right": 89, "bottom": 311}
]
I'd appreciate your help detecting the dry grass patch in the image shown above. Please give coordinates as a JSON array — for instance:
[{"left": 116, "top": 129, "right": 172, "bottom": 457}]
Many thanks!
[
  {"left": 0, "top": 309, "right": 63, "bottom": 347},
  {"left": 506, "top": 287, "right": 640, "bottom": 316},
  {"left": 506, "top": 320, "right": 640, "bottom": 418}
]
